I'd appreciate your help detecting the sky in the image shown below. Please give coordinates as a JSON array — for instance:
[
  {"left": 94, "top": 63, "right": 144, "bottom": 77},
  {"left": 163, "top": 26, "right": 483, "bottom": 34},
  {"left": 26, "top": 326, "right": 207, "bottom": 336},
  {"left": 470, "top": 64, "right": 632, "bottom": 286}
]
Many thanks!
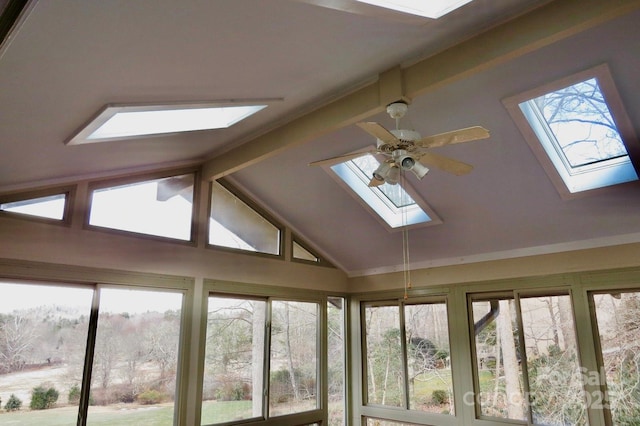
[{"left": 0, "top": 282, "right": 182, "bottom": 314}]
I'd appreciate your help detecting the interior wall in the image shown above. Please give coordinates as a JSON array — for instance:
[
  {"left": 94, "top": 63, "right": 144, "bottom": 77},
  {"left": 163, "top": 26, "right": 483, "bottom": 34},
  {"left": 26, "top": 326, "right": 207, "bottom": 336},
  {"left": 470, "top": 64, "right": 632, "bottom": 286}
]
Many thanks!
[
  {"left": 2, "top": 206, "right": 639, "bottom": 293},
  {"left": 348, "top": 242, "right": 640, "bottom": 292},
  {"left": 0, "top": 179, "right": 348, "bottom": 292}
]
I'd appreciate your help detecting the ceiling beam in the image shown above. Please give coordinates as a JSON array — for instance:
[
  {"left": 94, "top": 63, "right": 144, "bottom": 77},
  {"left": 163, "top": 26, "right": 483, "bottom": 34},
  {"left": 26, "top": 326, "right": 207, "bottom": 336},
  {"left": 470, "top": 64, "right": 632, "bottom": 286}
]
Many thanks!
[{"left": 203, "top": 0, "right": 640, "bottom": 181}]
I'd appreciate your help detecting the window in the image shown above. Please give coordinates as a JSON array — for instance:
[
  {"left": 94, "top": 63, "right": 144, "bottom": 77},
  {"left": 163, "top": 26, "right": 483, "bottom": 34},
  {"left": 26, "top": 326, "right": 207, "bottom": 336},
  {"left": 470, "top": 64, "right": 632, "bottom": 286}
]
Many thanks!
[
  {"left": 202, "top": 294, "right": 321, "bottom": 425},
  {"left": 292, "top": 237, "right": 333, "bottom": 267},
  {"left": 293, "top": 240, "right": 320, "bottom": 263},
  {"left": 88, "top": 288, "right": 183, "bottom": 425},
  {"left": 364, "top": 419, "right": 420, "bottom": 426},
  {"left": 269, "top": 300, "right": 319, "bottom": 416},
  {"left": 67, "top": 102, "right": 268, "bottom": 145},
  {"left": 329, "top": 153, "right": 440, "bottom": 229},
  {"left": 0, "top": 281, "right": 92, "bottom": 424},
  {"left": 201, "top": 296, "right": 266, "bottom": 424},
  {"left": 504, "top": 64, "right": 640, "bottom": 197},
  {"left": 591, "top": 290, "right": 640, "bottom": 424},
  {"left": 0, "top": 186, "right": 73, "bottom": 222},
  {"left": 0, "top": 281, "right": 185, "bottom": 425},
  {"left": 355, "top": 0, "right": 474, "bottom": 18},
  {"left": 88, "top": 171, "right": 195, "bottom": 241},
  {"left": 328, "top": 297, "right": 346, "bottom": 426},
  {"left": 208, "top": 180, "right": 282, "bottom": 255},
  {"left": 363, "top": 299, "right": 453, "bottom": 415},
  {"left": 470, "top": 293, "right": 586, "bottom": 425}
]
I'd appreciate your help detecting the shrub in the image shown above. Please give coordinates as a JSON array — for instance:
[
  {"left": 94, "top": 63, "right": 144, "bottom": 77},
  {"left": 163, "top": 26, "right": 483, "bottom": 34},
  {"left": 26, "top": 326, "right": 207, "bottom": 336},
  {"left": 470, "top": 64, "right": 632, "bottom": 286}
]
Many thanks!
[
  {"left": 431, "top": 389, "right": 449, "bottom": 405},
  {"left": 68, "top": 384, "right": 81, "bottom": 404},
  {"left": 137, "top": 389, "right": 165, "bottom": 405},
  {"left": 4, "top": 394, "right": 22, "bottom": 412},
  {"left": 30, "top": 385, "right": 59, "bottom": 410},
  {"left": 214, "top": 380, "right": 250, "bottom": 401}
]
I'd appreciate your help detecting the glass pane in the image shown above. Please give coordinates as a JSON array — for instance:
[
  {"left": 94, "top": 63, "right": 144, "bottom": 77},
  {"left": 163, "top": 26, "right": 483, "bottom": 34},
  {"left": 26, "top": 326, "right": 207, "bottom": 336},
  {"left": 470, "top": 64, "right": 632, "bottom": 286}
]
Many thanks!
[
  {"left": 89, "top": 173, "right": 194, "bottom": 240},
  {"left": 269, "top": 301, "right": 318, "bottom": 416},
  {"left": 471, "top": 298, "right": 526, "bottom": 420},
  {"left": 532, "top": 78, "right": 627, "bottom": 168},
  {"left": 405, "top": 302, "right": 453, "bottom": 414},
  {"left": 364, "top": 418, "right": 420, "bottom": 425},
  {"left": 520, "top": 295, "right": 587, "bottom": 425},
  {"left": 350, "top": 155, "right": 416, "bottom": 208},
  {"left": 593, "top": 291, "right": 640, "bottom": 424},
  {"left": 202, "top": 296, "right": 266, "bottom": 424},
  {"left": 364, "top": 304, "right": 404, "bottom": 407},
  {"left": 293, "top": 241, "right": 319, "bottom": 262},
  {"left": 328, "top": 297, "right": 346, "bottom": 426},
  {"left": 0, "top": 282, "right": 92, "bottom": 424},
  {"left": 209, "top": 181, "right": 280, "bottom": 255},
  {"left": 1, "top": 194, "right": 66, "bottom": 220},
  {"left": 87, "top": 288, "right": 182, "bottom": 425}
]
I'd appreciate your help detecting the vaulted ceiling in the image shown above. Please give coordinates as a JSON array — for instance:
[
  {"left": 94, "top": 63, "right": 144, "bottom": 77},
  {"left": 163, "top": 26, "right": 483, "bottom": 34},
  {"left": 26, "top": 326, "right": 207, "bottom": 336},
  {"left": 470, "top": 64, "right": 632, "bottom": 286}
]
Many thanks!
[{"left": 1, "top": 0, "right": 639, "bottom": 276}]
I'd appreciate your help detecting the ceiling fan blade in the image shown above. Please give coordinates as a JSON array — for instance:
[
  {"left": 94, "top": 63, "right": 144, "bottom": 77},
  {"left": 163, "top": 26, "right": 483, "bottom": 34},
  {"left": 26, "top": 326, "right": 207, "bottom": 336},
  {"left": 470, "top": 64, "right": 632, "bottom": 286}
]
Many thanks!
[
  {"left": 309, "top": 150, "right": 374, "bottom": 167},
  {"left": 416, "top": 126, "right": 490, "bottom": 148},
  {"left": 417, "top": 151, "right": 474, "bottom": 176},
  {"left": 356, "top": 122, "right": 399, "bottom": 146}
]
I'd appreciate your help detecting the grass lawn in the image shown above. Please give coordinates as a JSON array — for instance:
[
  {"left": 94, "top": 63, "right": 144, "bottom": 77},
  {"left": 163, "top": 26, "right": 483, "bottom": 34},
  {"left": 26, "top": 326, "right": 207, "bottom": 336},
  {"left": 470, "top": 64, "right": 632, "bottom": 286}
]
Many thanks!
[
  {"left": 200, "top": 400, "right": 252, "bottom": 424},
  {"left": 0, "top": 403, "right": 175, "bottom": 425}
]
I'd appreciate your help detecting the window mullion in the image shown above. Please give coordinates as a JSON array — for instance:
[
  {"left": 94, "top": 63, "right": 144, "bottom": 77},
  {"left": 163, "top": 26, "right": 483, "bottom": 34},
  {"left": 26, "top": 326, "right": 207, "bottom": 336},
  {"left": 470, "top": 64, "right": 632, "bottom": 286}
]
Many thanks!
[
  {"left": 513, "top": 292, "right": 533, "bottom": 425},
  {"left": 264, "top": 299, "right": 273, "bottom": 420},
  {"left": 77, "top": 286, "right": 101, "bottom": 426}
]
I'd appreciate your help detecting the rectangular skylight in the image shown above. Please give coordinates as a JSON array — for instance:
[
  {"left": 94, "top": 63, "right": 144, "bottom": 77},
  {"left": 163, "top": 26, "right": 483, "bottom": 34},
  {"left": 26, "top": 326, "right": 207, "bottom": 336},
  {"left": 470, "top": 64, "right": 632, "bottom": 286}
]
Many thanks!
[
  {"left": 504, "top": 64, "right": 639, "bottom": 197},
  {"left": 67, "top": 102, "right": 267, "bottom": 145},
  {"left": 355, "top": 0, "right": 473, "bottom": 18},
  {"left": 330, "top": 153, "right": 437, "bottom": 229}
]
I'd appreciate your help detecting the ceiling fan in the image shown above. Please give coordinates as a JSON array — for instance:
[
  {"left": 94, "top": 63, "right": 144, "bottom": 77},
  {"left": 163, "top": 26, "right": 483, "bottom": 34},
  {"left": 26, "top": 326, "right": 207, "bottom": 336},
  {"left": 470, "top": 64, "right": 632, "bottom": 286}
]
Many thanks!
[{"left": 310, "top": 101, "right": 490, "bottom": 186}]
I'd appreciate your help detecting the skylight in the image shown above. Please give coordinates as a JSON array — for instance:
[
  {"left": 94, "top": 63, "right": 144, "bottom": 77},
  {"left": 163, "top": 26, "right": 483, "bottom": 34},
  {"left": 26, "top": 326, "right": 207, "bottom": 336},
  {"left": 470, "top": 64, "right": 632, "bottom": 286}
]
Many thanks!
[
  {"left": 329, "top": 153, "right": 438, "bottom": 229},
  {"left": 504, "top": 64, "right": 639, "bottom": 197},
  {"left": 355, "top": 0, "right": 473, "bottom": 18},
  {"left": 67, "top": 102, "right": 267, "bottom": 145}
]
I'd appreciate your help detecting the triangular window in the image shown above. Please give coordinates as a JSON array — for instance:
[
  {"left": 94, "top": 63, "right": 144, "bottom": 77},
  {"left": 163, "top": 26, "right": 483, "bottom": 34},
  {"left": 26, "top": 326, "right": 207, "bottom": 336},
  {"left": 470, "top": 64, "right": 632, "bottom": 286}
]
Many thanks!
[
  {"left": 209, "top": 180, "right": 282, "bottom": 256},
  {"left": 0, "top": 187, "right": 73, "bottom": 222},
  {"left": 292, "top": 237, "right": 333, "bottom": 267},
  {"left": 293, "top": 240, "right": 319, "bottom": 263}
]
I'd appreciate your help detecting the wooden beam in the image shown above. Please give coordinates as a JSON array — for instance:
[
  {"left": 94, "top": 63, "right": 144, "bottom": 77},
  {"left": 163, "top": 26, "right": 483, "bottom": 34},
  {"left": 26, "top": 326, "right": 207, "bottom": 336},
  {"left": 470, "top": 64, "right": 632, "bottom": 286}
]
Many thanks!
[{"left": 203, "top": 0, "right": 640, "bottom": 181}]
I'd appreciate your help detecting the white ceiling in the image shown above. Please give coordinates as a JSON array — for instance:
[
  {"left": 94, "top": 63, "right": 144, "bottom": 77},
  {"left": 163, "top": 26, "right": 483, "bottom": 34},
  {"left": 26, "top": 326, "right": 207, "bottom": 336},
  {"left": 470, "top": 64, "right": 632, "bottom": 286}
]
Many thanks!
[{"left": 1, "top": 0, "right": 640, "bottom": 276}]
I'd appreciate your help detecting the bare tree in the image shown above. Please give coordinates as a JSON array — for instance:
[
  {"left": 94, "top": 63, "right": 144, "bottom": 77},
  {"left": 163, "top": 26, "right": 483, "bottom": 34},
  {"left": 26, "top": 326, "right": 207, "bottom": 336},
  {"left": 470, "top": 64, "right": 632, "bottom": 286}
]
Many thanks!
[{"left": 0, "top": 314, "right": 39, "bottom": 372}]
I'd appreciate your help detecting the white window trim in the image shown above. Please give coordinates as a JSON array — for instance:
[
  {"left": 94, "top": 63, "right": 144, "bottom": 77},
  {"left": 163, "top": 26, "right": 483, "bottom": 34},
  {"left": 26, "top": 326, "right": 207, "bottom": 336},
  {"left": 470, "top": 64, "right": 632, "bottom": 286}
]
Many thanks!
[
  {"left": 323, "top": 148, "right": 442, "bottom": 231},
  {"left": 503, "top": 63, "right": 640, "bottom": 199}
]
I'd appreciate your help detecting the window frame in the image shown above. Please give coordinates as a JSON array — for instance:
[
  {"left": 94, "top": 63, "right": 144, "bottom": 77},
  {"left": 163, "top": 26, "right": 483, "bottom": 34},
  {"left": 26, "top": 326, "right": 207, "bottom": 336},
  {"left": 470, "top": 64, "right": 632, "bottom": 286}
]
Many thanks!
[
  {"left": 503, "top": 63, "right": 640, "bottom": 199},
  {"left": 291, "top": 235, "right": 334, "bottom": 268},
  {"left": 0, "top": 272, "right": 193, "bottom": 426},
  {"left": 85, "top": 167, "right": 200, "bottom": 244},
  {"left": 467, "top": 289, "right": 586, "bottom": 424},
  {"left": 322, "top": 148, "right": 442, "bottom": 232},
  {"left": 359, "top": 295, "right": 454, "bottom": 423},
  {"left": 0, "top": 184, "right": 75, "bottom": 225},
  {"left": 198, "top": 280, "right": 343, "bottom": 426},
  {"left": 206, "top": 179, "right": 284, "bottom": 258}
]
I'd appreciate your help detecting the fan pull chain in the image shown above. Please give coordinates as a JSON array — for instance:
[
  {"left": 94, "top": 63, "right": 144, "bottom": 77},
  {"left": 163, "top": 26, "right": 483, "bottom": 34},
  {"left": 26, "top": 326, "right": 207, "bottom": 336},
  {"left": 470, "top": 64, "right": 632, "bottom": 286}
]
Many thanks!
[{"left": 402, "top": 227, "right": 411, "bottom": 300}]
